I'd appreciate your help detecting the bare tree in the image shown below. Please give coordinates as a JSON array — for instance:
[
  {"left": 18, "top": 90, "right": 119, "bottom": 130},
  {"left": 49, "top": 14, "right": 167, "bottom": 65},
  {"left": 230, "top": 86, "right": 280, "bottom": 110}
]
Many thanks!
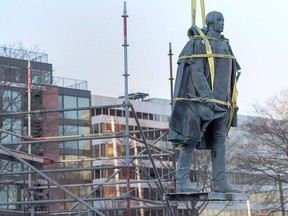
[{"left": 237, "top": 88, "right": 288, "bottom": 215}]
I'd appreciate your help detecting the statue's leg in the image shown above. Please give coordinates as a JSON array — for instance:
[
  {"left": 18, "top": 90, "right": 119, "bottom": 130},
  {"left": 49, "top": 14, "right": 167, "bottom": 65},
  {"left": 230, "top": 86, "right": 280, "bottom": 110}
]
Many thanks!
[
  {"left": 176, "top": 143, "right": 200, "bottom": 192},
  {"left": 211, "top": 115, "right": 241, "bottom": 193}
]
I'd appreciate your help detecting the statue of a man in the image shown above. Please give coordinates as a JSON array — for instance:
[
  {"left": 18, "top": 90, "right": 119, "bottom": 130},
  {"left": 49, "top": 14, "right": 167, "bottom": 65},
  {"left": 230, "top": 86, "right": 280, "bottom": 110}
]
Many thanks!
[{"left": 169, "top": 11, "right": 241, "bottom": 193}]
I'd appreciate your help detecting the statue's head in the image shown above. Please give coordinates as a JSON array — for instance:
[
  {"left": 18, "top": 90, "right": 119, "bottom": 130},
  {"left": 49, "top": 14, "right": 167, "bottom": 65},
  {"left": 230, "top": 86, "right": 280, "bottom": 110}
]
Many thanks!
[{"left": 206, "top": 11, "right": 224, "bottom": 33}]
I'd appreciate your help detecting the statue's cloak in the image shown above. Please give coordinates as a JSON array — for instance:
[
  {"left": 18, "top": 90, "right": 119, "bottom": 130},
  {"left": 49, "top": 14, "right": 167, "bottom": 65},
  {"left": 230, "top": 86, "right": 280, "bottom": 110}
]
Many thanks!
[{"left": 168, "top": 33, "right": 240, "bottom": 149}]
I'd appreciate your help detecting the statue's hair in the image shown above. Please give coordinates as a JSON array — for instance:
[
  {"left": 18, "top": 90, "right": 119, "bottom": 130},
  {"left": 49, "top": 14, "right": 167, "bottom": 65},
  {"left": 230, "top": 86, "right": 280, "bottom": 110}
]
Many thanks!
[{"left": 206, "top": 11, "right": 223, "bottom": 27}]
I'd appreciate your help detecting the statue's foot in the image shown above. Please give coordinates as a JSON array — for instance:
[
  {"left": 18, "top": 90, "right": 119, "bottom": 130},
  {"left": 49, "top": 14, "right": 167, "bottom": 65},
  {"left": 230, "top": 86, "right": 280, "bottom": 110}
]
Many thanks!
[
  {"left": 213, "top": 180, "right": 241, "bottom": 193},
  {"left": 176, "top": 179, "right": 200, "bottom": 193}
]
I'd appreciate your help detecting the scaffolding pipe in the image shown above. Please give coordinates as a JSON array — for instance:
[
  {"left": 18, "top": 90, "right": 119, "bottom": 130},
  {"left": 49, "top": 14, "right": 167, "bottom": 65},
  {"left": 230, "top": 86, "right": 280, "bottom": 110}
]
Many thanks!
[
  {"left": 130, "top": 105, "right": 174, "bottom": 216},
  {"left": 122, "top": 2, "right": 131, "bottom": 216},
  {"left": 1, "top": 129, "right": 171, "bottom": 148},
  {"left": 0, "top": 197, "right": 126, "bottom": 205},
  {"left": 0, "top": 104, "right": 124, "bottom": 117},
  {"left": 133, "top": 140, "right": 145, "bottom": 216},
  {"left": 1, "top": 205, "right": 168, "bottom": 215},
  {"left": 27, "top": 178, "right": 174, "bottom": 189},
  {"left": 129, "top": 134, "right": 175, "bottom": 155},
  {"left": 168, "top": 42, "right": 174, "bottom": 106},
  {"left": 168, "top": 42, "right": 177, "bottom": 194},
  {"left": 27, "top": 58, "right": 34, "bottom": 216},
  {"left": 0, "top": 143, "right": 105, "bottom": 216},
  {"left": 1, "top": 134, "right": 123, "bottom": 146}
]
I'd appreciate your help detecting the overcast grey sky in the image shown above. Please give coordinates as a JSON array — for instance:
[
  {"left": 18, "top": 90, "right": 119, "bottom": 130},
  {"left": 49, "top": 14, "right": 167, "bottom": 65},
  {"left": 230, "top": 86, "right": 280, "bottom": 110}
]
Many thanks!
[{"left": 1, "top": 0, "right": 287, "bottom": 115}]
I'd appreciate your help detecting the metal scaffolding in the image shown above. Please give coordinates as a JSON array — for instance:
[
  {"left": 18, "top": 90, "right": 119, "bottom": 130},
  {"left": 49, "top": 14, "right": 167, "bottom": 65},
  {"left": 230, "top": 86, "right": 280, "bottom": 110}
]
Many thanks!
[{"left": 0, "top": 101, "right": 176, "bottom": 215}]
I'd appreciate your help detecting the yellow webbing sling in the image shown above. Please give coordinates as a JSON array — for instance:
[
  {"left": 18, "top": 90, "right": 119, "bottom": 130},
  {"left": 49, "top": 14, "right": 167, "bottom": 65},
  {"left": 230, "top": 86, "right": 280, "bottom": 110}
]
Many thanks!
[
  {"left": 177, "top": 26, "right": 239, "bottom": 133},
  {"left": 192, "top": 0, "right": 206, "bottom": 27},
  {"left": 226, "top": 79, "right": 238, "bottom": 133},
  {"left": 195, "top": 27, "right": 215, "bottom": 90},
  {"left": 186, "top": 0, "right": 239, "bottom": 133}
]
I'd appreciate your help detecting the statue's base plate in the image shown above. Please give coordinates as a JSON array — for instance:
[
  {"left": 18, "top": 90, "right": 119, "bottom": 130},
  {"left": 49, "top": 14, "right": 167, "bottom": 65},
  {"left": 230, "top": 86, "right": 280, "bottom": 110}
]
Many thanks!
[{"left": 164, "top": 192, "right": 249, "bottom": 202}]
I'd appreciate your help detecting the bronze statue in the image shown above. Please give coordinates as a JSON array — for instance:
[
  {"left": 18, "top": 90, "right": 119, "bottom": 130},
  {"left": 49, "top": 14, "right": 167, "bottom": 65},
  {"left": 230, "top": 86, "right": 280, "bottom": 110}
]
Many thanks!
[{"left": 169, "top": 11, "right": 241, "bottom": 193}]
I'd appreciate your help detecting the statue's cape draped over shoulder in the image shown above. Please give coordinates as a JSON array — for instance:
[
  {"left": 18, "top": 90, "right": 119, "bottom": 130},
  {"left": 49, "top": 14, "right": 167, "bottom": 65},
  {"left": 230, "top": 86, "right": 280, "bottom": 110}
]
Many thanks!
[{"left": 168, "top": 29, "right": 240, "bottom": 149}]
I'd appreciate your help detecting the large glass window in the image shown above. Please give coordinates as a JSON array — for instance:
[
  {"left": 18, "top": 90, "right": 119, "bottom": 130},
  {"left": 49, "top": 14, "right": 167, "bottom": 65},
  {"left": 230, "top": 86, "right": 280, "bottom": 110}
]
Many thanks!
[
  {"left": 63, "top": 125, "right": 78, "bottom": 150},
  {"left": 59, "top": 125, "right": 91, "bottom": 153},
  {"left": 58, "top": 94, "right": 91, "bottom": 156},
  {"left": 78, "top": 97, "right": 89, "bottom": 121},
  {"left": 0, "top": 65, "right": 20, "bottom": 83},
  {"left": 0, "top": 119, "right": 21, "bottom": 143},
  {"left": 63, "top": 96, "right": 77, "bottom": 119},
  {"left": 2, "top": 90, "right": 21, "bottom": 112},
  {"left": 60, "top": 95, "right": 90, "bottom": 120},
  {"left": 79, "top": 126, "right": 90, "bottom": 151},
  {"left": 31, "top": 69, "right": 52, "bottom": 85}
]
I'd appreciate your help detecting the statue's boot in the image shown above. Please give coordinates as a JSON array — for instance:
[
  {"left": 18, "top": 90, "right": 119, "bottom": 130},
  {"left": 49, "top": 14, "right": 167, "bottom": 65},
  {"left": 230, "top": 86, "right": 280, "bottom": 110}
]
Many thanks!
[
  {"left": 176, "top": 144, "right": 200, "bottom": 193},
  {"left": 212, "top": 142, "right": 241, "bottom": 193}
]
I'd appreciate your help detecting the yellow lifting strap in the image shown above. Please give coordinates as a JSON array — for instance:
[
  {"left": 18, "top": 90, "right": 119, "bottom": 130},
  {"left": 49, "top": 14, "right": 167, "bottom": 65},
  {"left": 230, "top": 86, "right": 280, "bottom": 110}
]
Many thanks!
[
  {"left": 200, "top": 0, "right": 206, "bottom": 27},
  {"left": 192, "top": 0, "right": 206, "bottom": 27},
  {"left": 192, "top": 0, "right": 197, "bottom": 25},
  {"left": 179, "top": 53, "right": 236, "bottom": 60},
  {"left": 226, "top": 80, "right": 238, "bottom": 133},
  {"left": 189, "top": 0, "right": 239, "bottom": 134},
  {"left": 174, "top": 97, "right": 233, "bottom": 107},
  {"left": 195, "top": 27, "right": 215, "bottom": 90}
]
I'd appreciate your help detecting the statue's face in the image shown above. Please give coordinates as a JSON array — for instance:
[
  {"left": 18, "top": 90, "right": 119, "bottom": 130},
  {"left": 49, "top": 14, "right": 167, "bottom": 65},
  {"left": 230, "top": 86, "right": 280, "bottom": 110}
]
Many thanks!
[{"left": 211, "top": 13, "right": 224, "bottom": 33}]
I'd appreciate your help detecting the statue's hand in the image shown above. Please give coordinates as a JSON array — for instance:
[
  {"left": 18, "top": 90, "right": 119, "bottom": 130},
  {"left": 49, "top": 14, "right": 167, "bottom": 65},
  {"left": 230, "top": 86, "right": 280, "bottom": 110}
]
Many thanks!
[
  {"left": 199, "top": 103, "right": 214, "bottom": 121},
  {"left": 205, "top": 102, "right": 216, "bottom": 111}
]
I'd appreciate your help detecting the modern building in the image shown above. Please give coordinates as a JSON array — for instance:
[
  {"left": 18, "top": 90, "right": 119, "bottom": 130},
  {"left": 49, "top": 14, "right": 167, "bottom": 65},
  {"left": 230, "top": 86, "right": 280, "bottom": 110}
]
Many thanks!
[
  {"left": 91, "top": 93, "right": 174, "bottom": 215},
  {"left": 0, "top": 47, "right": 92, "bottom": 215}
]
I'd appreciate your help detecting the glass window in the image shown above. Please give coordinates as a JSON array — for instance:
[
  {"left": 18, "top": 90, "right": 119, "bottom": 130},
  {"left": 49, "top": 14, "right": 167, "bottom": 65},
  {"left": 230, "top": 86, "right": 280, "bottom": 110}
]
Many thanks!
[
  {"left": 105, "top": 123, "right": 112, "bottom": 133},
  {"left": 31, "top": 69, "right": 42, "bottom": 84},
  {"left": 58, "top": 95, "right": 63, "bottom": 109},
  {"left": 96, "top": 109, "right": 101, "bottom": 115},
  {"left": 136, "top": 112, "right": 142, "bottom": 119},
  {"left": 11, "top": 91, "right": 21, "bottom": 112},
  {"left": 116, "top": 109, "right": 122, "bottom": 117},
  {"left": 93, "top": 123, "right": 100, "bottom": 134},
  {"left": 93, "top": 144, "right": 100, "bottom": 157},
  {"left": 79, "top": 140, "right": 90, "bottom": 151},
  {"left": 0, "top": 185, "right": 8, "bottom": 202},
  {"left": 66, "top": 141, "right": 78, "bottom": 150},
  {"left": 2, "top": 90, "right": 10, "bottom": 111},
  {"left": 31, "top": 69, "right": 52, "bottom": 85},
  {"left": 78, "top": 126, "right": 90, "bottom": 150},
  {"left": 63, "top": 125, "right": 77, "bottom": 136},
  {"left": 2, "top": 90, "right": 21, "bottom": 112},
  {"left": 1, "top": 118, "right": 12, "bottom": 143},
  {"left": 63, "top": 125, "right": 77, "bottom": 153},
  {"left": 109, "top": 109, "right": 115, "bottom": 116},
  {"left": 103, "top": 108, "right": 108, "bottom": 115},
  {"left": 155, "top": 114, "right": 161, "bottom": 121},
  {"left": 43, "top": 71, "right": 52, "bottom": 84},
  {"left": 63, "top": 96, "right": 77, "bottom": 119},
  {"left": 58, "top": 95, "right": 63, "bottom": 118},
  {"left": 143, "top": 113, "right": 148, "bottom": 120},
  {"left": 11, "top": 119, "right": 21, "bottom": 142},
  {"left": 78, "top": 97, "right": 89, "bottom": 120}
]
